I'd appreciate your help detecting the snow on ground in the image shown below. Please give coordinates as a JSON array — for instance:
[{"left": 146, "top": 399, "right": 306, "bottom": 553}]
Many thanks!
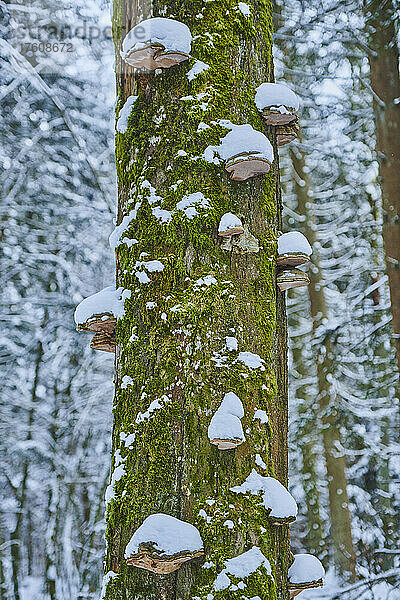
[{"left": 124, "top": 513, "right": 203, "bottom": 557}]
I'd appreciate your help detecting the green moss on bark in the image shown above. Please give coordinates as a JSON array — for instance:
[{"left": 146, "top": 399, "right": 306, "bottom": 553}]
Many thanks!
[{"left": 104, "top": 1, "right": 289, "bottom": 599}]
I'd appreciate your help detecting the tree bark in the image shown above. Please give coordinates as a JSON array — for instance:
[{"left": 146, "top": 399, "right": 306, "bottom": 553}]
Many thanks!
[
  {"left": 104, "top": 1, "right": 290, "bottom": 598},
  {"left": 364, "top": 0, "right": 400, "bottom": 371},
  {"left": 290, "top": 145, "right": 356, "bottom": 581}
]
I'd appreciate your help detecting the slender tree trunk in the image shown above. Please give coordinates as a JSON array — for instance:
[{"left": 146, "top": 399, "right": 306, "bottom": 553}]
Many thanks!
[
  {"left": 364, "top": 0, "right": 400, "bottom": 371},
  {"left": 290, "top": 145, "right": 356, "bottom": 581},
  {"left": 104, "top": 1, "right": 290, "bottom": 598},
  {"left": 290, "top": 340, "right": 326, "bottom": 562},
  {"left": 11, "top": 338, "right": 44, "bottom": 600},
  {"left": 0, "top": 532, "right": 7, "bottom": 600}
]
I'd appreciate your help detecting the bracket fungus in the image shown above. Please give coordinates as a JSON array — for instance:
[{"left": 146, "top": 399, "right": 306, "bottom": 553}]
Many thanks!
[
  {"left": 288, "top": 553, "right": 325, "bottom": 598},
  {"left": 121, "top": 18, "right": 192, "bottom": 70},
  {"left": 74, "top": 286, "right": 128, "bottom": 335},
  {"left": 231, "top": 469, "right": 298, "bottom": 525},
  {"left": 124, "top": 513, "right": 204, "bottom": 574},
  {"left": 276, "top": 119, "right": 299, "bottom": 146},
  {"left": 255, "top": 83, "right": 299, "bottom": 125},
  {"left": 223, "top": 125, "right": 273, "bottom": 181},
  {"left": 218, "top": 212, "right": 244, "bottom": 237},
  {"left": 208, "top": 392, "right": 245, "bottom": 450},
  {"left": 90, "top": 332, "right": 115, "bottom": 353},
  {"left": 277, "top": 268, "right": 310, "bottom": 291},
  {"left": 205, "top": 124, "right": 274, "bottom": 182},
  {"left": 277, "top": 232, "right": 312, "bottom": 267}
]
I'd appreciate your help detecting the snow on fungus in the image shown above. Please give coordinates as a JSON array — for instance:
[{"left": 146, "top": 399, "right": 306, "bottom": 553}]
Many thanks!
[
  {"left": 277, "top": 232, "right": 312, "bottom": 267},
  {"left": 213, "top": 546, "right": 271, "bottom": 591},
  {"left": 208, "top": 392, "right": 245, "bottom": 450},
  {"left": 124, "top": 513, "right": 204, "bottom": 574},
  {"left": 230, "top": 469, "right": 298, "bottom": 524},
  {"left": 215, "top": 124, "right": 273, "bottom": 181},
  {"left": 218, "top": 212, "right": 244, "bottom": 237},
  {"left": 116, "top": 95, "right": 138, "bottom": 133},
  {"left": 276, "top": 120, "right": 299, "bottom": 146},
  {"left": 288, "top": 553, "right": 325, "bottom": 595},
  {"left": 255, "top": 82, "right": 299, "bottom": 125},
  {"left": 121, "top": 18, "right": 192, "bottom": 71},
  {"left": 74, "top": 286, "right": 129, "bottom": 333},
  {"left": 277, "top": 268, "right": 310, "bottom": 291}
]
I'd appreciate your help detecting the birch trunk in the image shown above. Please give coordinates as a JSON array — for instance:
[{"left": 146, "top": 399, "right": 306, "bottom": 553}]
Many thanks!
[{"left": 103, "top": 1, "right": 290, "bottom": 598}]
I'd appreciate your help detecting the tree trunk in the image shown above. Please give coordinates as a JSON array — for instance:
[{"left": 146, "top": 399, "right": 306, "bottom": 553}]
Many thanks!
[
  {"left": 290, "top": 340, "right": 326, "bottom": 563},
  {"left": 290, "top": 145, "right": 356, "bottom": 581},
  {"left": 10, "top": 338, "right": 44, "bottom": 600},
  {"left": 364, "top": 0, "right": 400, "bottom": 371},
  {"left": 104, "top": 1, "right": 290, "bottom": 598}
]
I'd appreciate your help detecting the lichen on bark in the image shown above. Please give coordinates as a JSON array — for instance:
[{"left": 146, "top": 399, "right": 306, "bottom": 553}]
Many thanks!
[{"left": 104, "top": 1, "right": 289, "bottom": 598}]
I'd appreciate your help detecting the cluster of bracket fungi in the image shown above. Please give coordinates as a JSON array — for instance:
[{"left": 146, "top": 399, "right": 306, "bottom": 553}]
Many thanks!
[{"left": 74, "top": 16, "right": 324, "bottom": 596}]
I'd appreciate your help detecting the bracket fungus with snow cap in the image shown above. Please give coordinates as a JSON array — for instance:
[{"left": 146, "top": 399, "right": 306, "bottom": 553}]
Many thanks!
[
  {"left": 204, "top": 124, "right": 274, "bottom": 182},
  {"left": 277, "top": 232, "right": 312, "bottom": 267},
  {"left": 255, "top": 83, "right": 299, "bottom": 125},
  {"left": 208, "top": 392, "right": 246, "bottom": 450},
  {"left": 124, "top": 513, "right": 204, "bottom": 574},
  {"left": 218, "top": 212, "right": 244, "bottom": 237},
  {"left": 288, "top": 553, "right": 325, "bottom": 598},
  {"left": 222, "top": 125, "right": 274, "bottom": 181},
  {"left": 277, "top": 268, "right": 310, "bottom": 291},
  {"left": 276, "top": 120, "right": 300, "bottom": 146},
  {"left": 121, "top": 18, "right": 192, "bottom": 71},
  {"left": 74, "top": 286, "right": 127, "bottom": 335}
]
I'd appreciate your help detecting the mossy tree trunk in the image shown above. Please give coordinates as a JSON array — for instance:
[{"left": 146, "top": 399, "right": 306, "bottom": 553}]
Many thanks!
[
  {"left": 104, "top": 1, "right": 290, "bottom": 598},
  {"left": 290, "top": 145, "right": 356, "bottom": 582},
  {"left": 364, "top": 0, "right": 400, "bottom": 371}
]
